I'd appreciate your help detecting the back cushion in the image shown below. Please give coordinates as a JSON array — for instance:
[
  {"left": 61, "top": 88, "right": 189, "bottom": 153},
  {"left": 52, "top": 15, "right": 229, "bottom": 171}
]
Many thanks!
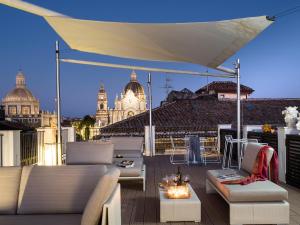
[
  {"left": 0, "top": 167, "right": 22, "bottom": 214},
  {"left": 17, "top": 165, "right": 107, "bottom": 214},
  {"left": 81, "top": 168, "right": 120, "bottom": 225},
  {"left": 242, "top": 143, "right": 274, "bottom": 174},
  {"left": 66, "top": 142, "right": 113, "bottom": 165},
  {"left": 110, "top": 137, "right": 143, "bottom": 151}
]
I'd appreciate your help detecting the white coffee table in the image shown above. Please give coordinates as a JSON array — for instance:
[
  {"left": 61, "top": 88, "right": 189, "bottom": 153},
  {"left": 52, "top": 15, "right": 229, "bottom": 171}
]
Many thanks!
[{"left": 159, "top": 184, "right": 201, "bottom": 222}]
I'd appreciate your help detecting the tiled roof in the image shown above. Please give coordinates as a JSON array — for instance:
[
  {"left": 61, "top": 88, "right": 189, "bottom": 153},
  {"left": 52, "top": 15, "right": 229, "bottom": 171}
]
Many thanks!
[
  {"left": 165, "top": 88, "right": 197, "bottom": 103},
  {"left": 100, "top": 97, "right": 300, "bottom": 135},
  {"left": 195, "top": 81, "right": 254, "bottom": 94}
]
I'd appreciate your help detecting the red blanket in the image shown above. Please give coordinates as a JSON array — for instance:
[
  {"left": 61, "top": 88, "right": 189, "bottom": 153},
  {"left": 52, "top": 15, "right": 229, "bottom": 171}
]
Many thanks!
[{"left": 222, "top": 145, "right": 279, "bottom": 185}]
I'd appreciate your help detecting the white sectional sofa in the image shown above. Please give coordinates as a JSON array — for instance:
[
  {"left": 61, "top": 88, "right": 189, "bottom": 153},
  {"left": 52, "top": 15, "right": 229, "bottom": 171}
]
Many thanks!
[
  {"left": 110, "top": 137, "right": 146, "bottom": 191},
  {"left": 66, "top": 138, "right": 146, "bottom": 191},
  {"left": 0, "top": 165, "right": 121, "bottom": 225},
  {"left": 206, "top": 143, "right": 289, "bottom": 225}
]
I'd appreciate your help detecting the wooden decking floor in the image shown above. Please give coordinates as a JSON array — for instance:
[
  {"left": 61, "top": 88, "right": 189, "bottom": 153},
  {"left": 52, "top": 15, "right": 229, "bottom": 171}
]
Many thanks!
[{"left": 120, "top": 155, "right": 300, "bottom": 225}]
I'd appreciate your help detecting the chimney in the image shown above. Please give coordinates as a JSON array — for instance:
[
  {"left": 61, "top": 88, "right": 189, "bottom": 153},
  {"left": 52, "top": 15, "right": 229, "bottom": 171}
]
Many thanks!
[{"left": 0, "top": 105, "right": 5, "bottom": 121}]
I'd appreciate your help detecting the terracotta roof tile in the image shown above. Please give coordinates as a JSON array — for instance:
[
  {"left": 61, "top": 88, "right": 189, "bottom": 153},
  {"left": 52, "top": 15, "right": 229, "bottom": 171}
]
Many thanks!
[{"left": 101, "top": 97, "right": 300, "bottom": 135}]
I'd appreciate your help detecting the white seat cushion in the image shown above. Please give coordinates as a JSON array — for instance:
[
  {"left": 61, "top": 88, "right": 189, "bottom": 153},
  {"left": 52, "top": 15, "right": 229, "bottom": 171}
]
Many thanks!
[
  {"left": 207, "top": 169, "right": 288, "bottom": 202},
  {"left": 0, "top": 167, "right": 22, "bottom": 214},
  {"left": 17, "top": 165, "right": 107, "bottom": 214},
  {"left": 111, "top": 157, "right": 143, "bottom": 177}
]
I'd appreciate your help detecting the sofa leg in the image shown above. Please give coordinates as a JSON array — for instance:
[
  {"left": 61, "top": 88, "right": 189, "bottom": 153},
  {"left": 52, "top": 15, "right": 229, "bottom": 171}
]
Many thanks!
[
  {"left": 142, "top": 164, "right": 146, "bottom": 192},
  {"left": 206, "top": 179, "right": 216, "bottom": 194}
]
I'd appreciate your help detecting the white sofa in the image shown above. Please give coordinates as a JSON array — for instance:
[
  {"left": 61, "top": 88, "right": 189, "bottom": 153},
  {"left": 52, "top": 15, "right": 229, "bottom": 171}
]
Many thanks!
[
  {"left": 110, "top": 137, "right": 146, "bottom": 191},
  {"left": 66, "top": 139, "right": 146, "bottom": 191},
  {"left": 0, "top": 165, "right": 121, "bottom": 225},
  {"left": 206, "top": 143, "right": 289, "bottom": 225}
]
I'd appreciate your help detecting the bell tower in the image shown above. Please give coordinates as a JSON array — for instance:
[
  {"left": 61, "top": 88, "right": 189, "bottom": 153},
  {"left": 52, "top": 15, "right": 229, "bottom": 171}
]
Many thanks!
[{"left": 96, "top": 84, "right": 109, "bottom": 127}]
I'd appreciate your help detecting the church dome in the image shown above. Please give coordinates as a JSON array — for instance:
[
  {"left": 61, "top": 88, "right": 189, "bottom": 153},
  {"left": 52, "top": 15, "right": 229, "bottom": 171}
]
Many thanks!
[
  {"left": 124, "top": 71, "right": 144, "bottom": 96},
  {"left": 2, "top": 71, "right": 38, "bottom": 103}
]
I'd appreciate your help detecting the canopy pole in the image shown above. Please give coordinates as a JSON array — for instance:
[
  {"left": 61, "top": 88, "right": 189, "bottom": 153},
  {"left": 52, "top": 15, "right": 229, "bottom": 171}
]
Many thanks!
[
  {"left": 236, "top": 58, "right": 241, "bottom": 169},
  {"left": 147, "top": 72, "right": 153, "bottom": 157},
  {"left": 55, "top": 40, "right": 62, "bottom": 165}
]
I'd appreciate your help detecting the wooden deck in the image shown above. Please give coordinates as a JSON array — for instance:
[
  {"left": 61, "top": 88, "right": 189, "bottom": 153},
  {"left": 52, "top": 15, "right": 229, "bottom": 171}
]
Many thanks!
[{"left": 120, "top": 155, "right": 300, "bottom": 225}]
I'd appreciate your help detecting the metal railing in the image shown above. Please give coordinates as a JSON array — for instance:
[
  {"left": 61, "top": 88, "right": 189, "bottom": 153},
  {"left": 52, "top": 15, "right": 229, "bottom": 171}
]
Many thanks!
[
  {"left": 0, "top": 134, "right": 3, "bottom": 166},
  {"left": 247, "top": 131, "right": 278, "bottom": 151},
  {"left": 20, "top": 131, "right": 38, "bottom": 166},
  {"left": 286, "top": 134, "right": 300, "bottom": 188}
]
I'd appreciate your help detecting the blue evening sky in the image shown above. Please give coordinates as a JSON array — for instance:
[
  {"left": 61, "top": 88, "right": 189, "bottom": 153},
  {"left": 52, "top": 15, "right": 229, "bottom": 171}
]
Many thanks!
[{"left": 0, "top": 0, "right": 299, "bottom": 117}]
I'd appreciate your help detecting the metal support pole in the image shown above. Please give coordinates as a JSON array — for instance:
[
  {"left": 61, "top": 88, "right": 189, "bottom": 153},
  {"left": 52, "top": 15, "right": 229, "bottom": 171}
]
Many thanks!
[
  {"left": 55, "top": 40, "right": 62, "bottom": 165},
  {"left": 236, "top": 59, "right": 241, "bottom": 169},
  {"left": 147, "top": 72, "right": 153, "bottom": 157}
]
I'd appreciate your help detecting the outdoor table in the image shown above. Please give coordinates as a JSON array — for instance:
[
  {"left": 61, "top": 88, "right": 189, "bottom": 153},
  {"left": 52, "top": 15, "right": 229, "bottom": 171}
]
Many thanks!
[{"left": 159, "top": 184, "right": 201, "bottom": 222}]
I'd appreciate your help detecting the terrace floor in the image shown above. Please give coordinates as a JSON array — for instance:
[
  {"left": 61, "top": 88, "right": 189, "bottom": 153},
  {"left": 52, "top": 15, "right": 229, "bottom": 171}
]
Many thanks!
[{"left": 120, "top": 155, "right": 300, "bottom": 225}]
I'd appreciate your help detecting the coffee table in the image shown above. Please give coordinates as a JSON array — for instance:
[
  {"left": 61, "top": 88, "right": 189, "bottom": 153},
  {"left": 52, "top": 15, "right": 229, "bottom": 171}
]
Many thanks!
[{"left": 159, "top": 184, "right": 201, "bottom": 222}]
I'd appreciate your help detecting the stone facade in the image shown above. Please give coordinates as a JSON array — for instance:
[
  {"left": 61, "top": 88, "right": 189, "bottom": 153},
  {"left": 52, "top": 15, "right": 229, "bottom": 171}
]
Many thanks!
[
  {"left": 1, "top": 71, "right": 56, "bottom": 127},
  {"left": 96, "top": 71, "right": 147, "bottom": 127}
]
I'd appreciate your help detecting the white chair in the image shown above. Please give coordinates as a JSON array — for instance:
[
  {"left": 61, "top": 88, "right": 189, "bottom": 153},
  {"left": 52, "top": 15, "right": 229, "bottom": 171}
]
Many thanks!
[
  {"left": 222, "top": 135, "right": 233, "bottom": 169},
  {"left": 200, "top": 137, "right": 220, "bottom": 165},
  {"left": 169, "top": 136, "right": 189, "bottom": 165},
  {"left": 222, "top": 135, "right": 248, "bottom": 169}
]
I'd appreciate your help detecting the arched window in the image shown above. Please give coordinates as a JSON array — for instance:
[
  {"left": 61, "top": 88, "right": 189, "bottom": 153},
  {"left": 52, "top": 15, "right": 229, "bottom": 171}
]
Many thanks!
[
  {"left": 100, "top": 103, "right": 104, "bottom": 110},
  {"left": 127, "top": 111, "right": 134, "bottom": 117}
]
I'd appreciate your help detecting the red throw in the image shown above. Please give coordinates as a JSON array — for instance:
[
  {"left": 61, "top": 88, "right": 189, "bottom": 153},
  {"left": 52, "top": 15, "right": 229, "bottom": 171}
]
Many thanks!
[{"left": 222, "top": 145, "right": 279, "bottom": 185}]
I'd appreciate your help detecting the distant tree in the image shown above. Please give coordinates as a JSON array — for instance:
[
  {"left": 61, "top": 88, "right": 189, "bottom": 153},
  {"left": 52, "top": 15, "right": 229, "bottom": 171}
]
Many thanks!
[{"left": 80, "top": 115, "right": 96, "bottom": 140}]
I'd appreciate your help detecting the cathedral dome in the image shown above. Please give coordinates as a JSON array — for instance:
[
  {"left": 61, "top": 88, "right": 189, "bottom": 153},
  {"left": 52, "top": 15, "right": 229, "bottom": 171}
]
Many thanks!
[
  {"left": 2, "top": 71, "right": 38, "bottom": 103},
  {"left": 124, "top": 71, "right": 144, "bottom": 96}
]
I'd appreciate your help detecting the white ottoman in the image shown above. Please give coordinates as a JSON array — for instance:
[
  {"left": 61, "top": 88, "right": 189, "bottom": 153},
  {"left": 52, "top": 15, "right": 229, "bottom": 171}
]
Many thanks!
[{"left": 159, "top": 184, "right": 201, "bottom": 222}]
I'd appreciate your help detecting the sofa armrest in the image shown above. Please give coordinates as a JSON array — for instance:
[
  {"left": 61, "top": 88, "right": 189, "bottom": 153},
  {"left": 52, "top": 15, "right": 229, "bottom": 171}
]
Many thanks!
[{"left": 101, "top": 184, "right": 121, "bottom": 225}]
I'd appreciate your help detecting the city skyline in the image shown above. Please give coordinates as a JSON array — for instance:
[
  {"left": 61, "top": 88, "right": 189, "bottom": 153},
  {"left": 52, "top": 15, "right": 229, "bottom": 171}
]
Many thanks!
[{"left": 0, "top": 0, "right": 300, "bottom": 117}]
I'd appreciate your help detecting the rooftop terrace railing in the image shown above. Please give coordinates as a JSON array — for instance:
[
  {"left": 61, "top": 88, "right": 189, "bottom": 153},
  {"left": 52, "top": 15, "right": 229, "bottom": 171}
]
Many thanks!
[
  {"left": 286, "top": 134, "right": 300, "bottom": 188},
  {"left": 0, "top": 134, "right": 3, "bottom": 166},
  {"left": 20, "top": 131, "right": 38, "bottom": 166},
  {"left": 247, "top": 131, "right": 278, "bottom": 152},
  {"left": 219, "top": 129, "right": 237, "bottom": 159}
]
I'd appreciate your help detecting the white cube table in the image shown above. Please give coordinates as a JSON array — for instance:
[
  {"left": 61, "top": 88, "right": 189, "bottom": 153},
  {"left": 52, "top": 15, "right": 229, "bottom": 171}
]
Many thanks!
[{"left": 159, "top": 184, "right": 201, "bottom": 222}]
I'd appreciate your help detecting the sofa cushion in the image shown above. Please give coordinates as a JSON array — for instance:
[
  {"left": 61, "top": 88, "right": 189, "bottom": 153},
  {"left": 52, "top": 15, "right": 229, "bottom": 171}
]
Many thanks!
[
  {"left": 0, "top": 167, "right": 22, "bottom": 214},
  {"left": 81, "top": 168, "right": 120, "bottom": 225},
  {"left": 66, "top": 142, "right": 114, "bottom": 165},
  {"left": 0, "top": 214, "right": 81, "bottom": 225},
  {"left": 114, "top": 150, "right": 142, "bottom": 158},
  {"left": 207, "top": 169, "right": 288, "bottom": 202},
  {"left": 241, "top": 143, "right": 274, "bottom": 174},
  {"left": 18, "top": 165, "right": 107, "bottom": 214},
  {"left": 111, "top": 157, "right": 143, "bottom": 177},
  {"left": 110, "top": 137, "right": 143, "bottom": 156}
]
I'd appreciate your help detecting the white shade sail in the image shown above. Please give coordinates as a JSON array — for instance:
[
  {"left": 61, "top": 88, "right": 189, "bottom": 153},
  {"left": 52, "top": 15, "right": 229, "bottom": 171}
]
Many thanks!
[
  {"left": 0, "top": 0, "right": 273, "bottom": 68},
  {"left": 45, "top": 16, "right": 272, "bottom": 68}
]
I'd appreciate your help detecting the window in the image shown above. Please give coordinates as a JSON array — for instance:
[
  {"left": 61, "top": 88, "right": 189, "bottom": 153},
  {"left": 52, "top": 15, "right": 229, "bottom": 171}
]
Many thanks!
[
  {"left": 127, "top": 111, "right": 134, "bottom": 117},
  {"left": 21, "top": 106, "right": 31, "bottom": 115},
  {"left": 8, "top": 106, "right": 17, "bottom": 115},
  {"left": 100, "top": 103, "right": 104, "bottom": 110}
]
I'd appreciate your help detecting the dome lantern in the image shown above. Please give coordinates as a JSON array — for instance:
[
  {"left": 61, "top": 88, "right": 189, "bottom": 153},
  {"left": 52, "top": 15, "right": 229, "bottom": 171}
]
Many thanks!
[
  {"left": 16, "top": 71, "right": 26, "bottom": 88},
  {"left": 130, "top": 70, "right": 137, "bottom": 81}
]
